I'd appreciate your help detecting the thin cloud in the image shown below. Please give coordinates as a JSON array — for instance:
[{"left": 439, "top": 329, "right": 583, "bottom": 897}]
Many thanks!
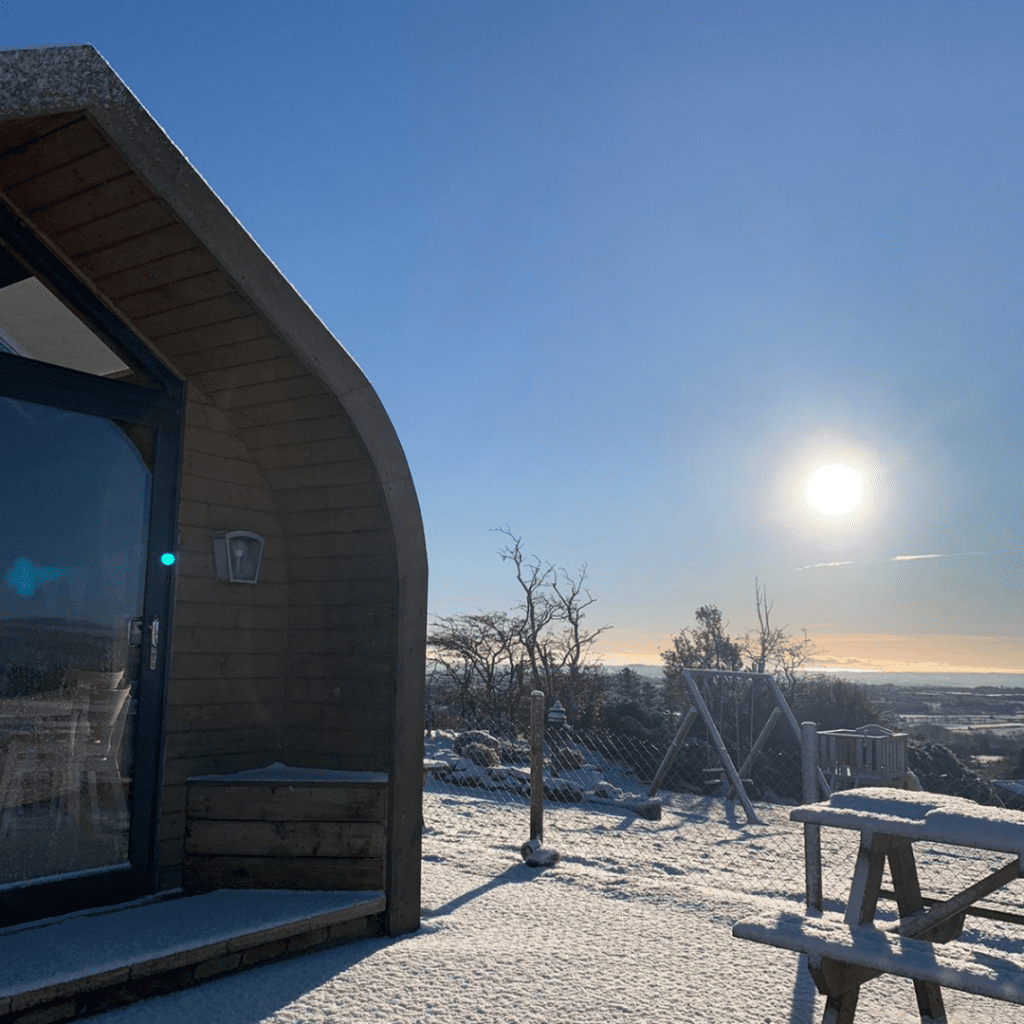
[
  {"left": 890, "top": 551, "right": 985, "bottom": 562},
  {"left": 797, "top": 551, "right": 985, "bottom": 571},
  {"left": 796, "top": 560, "right": 856, "bottom": 571}
]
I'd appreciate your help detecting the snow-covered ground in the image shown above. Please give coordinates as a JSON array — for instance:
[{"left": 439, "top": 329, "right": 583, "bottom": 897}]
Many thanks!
[{"left": 84, "top": 781, "right": 1023, "bottom": 1024}]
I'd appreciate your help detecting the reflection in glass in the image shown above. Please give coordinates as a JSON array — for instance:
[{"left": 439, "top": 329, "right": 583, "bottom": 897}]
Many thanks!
[{"left": 0, "top": 397, "right": 151, "bottom": 883}]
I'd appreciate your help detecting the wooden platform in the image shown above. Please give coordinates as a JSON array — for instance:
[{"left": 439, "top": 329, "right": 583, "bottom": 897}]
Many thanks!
[{"left": 0, "top": 888, "right": 385, "bottom": 1023}]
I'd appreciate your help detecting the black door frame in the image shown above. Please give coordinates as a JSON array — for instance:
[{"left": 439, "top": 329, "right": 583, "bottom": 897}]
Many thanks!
[{"left": 0, "top": 202, "right": 184, "bottom": 925}]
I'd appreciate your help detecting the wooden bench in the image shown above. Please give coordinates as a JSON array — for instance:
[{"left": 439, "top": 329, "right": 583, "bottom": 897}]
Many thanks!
[
  {"left": 184, "top": 764, "right": 388, "bottom": 893},
  {"left": 734, "top": 908, "right": 1024, "bottom": 1008}
]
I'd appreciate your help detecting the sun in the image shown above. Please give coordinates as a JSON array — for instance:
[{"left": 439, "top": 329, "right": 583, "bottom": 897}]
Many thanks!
[{"left": 806, "top": 464, "right": 862, "bottom": 516}]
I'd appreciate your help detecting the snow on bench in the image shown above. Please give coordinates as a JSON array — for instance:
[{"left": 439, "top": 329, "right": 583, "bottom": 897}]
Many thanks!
[{"left": 733, "top": 908, "right": 1024, "bottom": 1005}]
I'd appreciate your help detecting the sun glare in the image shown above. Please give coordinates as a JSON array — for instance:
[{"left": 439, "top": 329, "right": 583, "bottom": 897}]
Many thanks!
[{"left": 806, "top": 464, "right": 862, "bottom": 516}]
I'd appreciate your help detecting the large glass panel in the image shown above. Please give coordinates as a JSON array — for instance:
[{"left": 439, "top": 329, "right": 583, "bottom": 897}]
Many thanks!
[{"left": 0, "top": 396, "right": 151, "bottom": 883}]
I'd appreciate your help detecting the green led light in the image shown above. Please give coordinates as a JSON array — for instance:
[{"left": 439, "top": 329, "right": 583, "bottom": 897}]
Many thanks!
[{"left": 160, "top": 553, "right": 176, "bottom": 566}]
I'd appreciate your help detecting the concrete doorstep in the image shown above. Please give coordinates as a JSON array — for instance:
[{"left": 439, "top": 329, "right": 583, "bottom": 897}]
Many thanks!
[{"left": 0, "top": 889, "right": 386, "bottom": 1024}]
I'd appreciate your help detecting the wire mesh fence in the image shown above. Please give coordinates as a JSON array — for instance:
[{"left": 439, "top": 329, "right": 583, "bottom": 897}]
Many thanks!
[{"left": 423, "top": 712, "right": 1022, "bottom": 925}]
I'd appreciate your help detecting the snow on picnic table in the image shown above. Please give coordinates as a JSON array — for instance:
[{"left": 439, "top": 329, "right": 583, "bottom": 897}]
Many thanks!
[{"left": 88, "top": 787, "right": 1024, "bottom": 1024}]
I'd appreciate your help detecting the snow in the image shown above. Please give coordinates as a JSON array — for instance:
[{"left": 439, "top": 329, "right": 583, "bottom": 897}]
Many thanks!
[
  {"left": 0, "top": 891, "right": 383, "bottom": 998},
  {"left": 801, "top": 787, "right": 1024, "bottom": 854},
  {"left": 80, "top": 784, "right": 1023, "bottom": 1024},
  {"left": 734, "top": 911, "right": 1024, "bottom": 1004}
]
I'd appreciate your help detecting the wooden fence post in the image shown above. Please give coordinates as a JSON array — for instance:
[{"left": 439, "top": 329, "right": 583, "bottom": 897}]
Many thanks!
[
  {"left": 802, "top": 720, "right": 823, "bottom": 912},
  {"left": 530, "top": 690, "right": 545, "bottom": 843}
]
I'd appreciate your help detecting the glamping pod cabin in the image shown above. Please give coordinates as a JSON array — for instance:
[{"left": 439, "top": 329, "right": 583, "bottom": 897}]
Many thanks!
[{"left": 0, "top": 45, "right": 427, "bottom": 937}]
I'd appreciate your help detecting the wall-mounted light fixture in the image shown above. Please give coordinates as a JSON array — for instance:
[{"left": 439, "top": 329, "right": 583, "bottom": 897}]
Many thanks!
[{"left": 212, "top": 530, "right": 264, "bottom": 584}]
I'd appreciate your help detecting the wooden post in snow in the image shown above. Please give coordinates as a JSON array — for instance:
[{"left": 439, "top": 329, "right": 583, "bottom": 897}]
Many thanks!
[
  {"left": 802, "top": 720, "right": 823, "bottom": 912},
  {"left": 530, "top": 690, "right": 545, "bottom": 843}
]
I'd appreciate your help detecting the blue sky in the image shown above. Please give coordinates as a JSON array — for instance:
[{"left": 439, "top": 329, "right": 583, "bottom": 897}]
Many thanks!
[{"left": 4, "top": 1, "right": 1022, "bottom": 671}]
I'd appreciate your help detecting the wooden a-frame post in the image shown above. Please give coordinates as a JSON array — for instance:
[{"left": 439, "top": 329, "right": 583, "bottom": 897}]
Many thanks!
[{"left": 648, "top": 670, "right": 832, "bottom": 823}]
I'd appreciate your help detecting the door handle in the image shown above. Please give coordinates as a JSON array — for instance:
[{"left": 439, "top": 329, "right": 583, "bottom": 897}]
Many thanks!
[{"left": 149, "top": 617, "right": 160, "bottom": 670}]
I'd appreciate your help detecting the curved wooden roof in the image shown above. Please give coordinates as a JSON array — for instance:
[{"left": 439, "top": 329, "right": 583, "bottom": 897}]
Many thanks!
[{"left": 0, "top": 44, "right": 427, "bottom": 934}]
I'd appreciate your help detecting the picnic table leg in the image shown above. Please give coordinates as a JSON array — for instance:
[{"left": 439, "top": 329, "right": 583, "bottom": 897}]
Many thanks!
[
  {"left": 812, "top": 834, "right": 890, "bottom": 1023},
  {"left": 845, "top": 833, "right": 889, "bottom": 926},
  {"left": 886, "top": 842, "right": 948, "bottom": 1024},
  {"left": 822, "top": 990, "right": 859, "bottom": 1024}
]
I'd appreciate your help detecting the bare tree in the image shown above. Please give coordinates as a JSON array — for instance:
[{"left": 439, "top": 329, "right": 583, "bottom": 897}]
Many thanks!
[
  {"left": 425, "top": 529, "right": 612, "bottom": 730},
  {"left": 741, "top": 579, "right": 814, "bottom": 685}
]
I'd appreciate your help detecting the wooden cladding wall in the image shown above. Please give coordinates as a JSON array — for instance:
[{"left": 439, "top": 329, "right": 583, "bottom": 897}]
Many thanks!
[
  {"left": 0, "top": 112, "right": 403, "bottom": 891},
  {"left": 183, "top": 774, "right": 388, "bottom": 894}
]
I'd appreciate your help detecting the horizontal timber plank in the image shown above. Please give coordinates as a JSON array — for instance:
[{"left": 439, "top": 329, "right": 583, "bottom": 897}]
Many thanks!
[
  {"left": 187, "top": 784, "right": 386, "bottom": 822},
  {"left": 178, "top": 499, "right": 283, "bottom": 535},
  {"left": 193, "top": 356, "right": 311, "bottom": 395},
  {"left": 271, "top": 483, "right": 386, "bottom": 514},
  {"left": 162, "top": 753, "right": 278, "bottom": 786},
  {"left": 171, "top": 599, "right": 286, "bottom": 631},
  {"left": 170, "top": 625, "right": 287, "bottom": 656},
  {"left": 166, "top": 701, "right": 282, "bottom": 732},
  {"left": 136, "top": 292, "right": 258, "bottom": 339},
  {"left": 0, "top": 118, "right": 106, "bottom": 188},
  {"left": 112, "top": 267, "right": 234, "bottom": 318},
  {"left": 287, "top": 579, "right": 396, "bottom": 607},
  {"left": 279, "top": 507, "right": 389, "bottom": 537},
  {"left": 282, "top": 703, "right": 390, "bottom": 732},
  {"left": 239, "top": 414, "right": 355, "bottom": 450},
  {"left": 182, "top": 425, "right": 252, "bottom": 462},
  {"left": 285, "top": 628, "right": 392, "bottom": 657},
  {"left": 160, "top": 832, "right": 187, "bottom": 867},
  {"left": 26, "top": 172, "right": 151, "bottom": 234},
  {"left": 215, "top": 374, "right": 328, "bottom": 411},
  {"left": 264, "top": 460, "right": 377, "bottom": 491},
  {"left": 257, "top": 438, "right": 369, "bottom": 472},
  {"left": 55, "top": 198, "right": 177, "bottom": 256},
  {"left": 183, "top": 449, "right": 266, "bottom": 487},
  {"left": 0, "top": 111, "right": 82, "bottom": 155},
  {"left": 164, "top": 727, "right": 277, "bottom": 759},
  {"left": 185, "top": 820, "right": 385, "bottom": 859},
  {"left": 183, "top": 854, "right": 384, "bottom": 892},
  {"left": 282, "top": 653, "right": 393, "bottom": 680},
  {"left": 7, "top": 144, "right": 132, "bottom": 215},
  {"left": 287, "top": 554, "right": 395, "bottom": 583},
  {"left": 283, "top": 601, "right": 395, "bottom": 631},
  {"left": 285, "top": 734, "right": 389, "bottom": 766},
  {"left": 160, "top": 808, "right": 186, "bottom": 843},
  {"left": 160, "top": 783, "right": 188, "bottom": 815},
  {"left": 171, "top": 335, "right": 292, "bottom": 377},
  {"left": 172, "top": 579, "right": 288, "bottom": 608},
  {"left": 98, "top": 247, "right": 221, "bottom": 300},
  {"left": 167, "top": 679, "right": 282, "bottom": 707},
  {"left": 159, "top": 314, "right": 272, "bottom": 356},
  {"left": 178, "top": 474, "right": 277, "bottom": 511},
  {"left": 233, "top": 394, "right": 348, "bottom": 431},
  {"left": 284, "top": 677, "right": 389, "bottom": 704},
  {"left": 167, "top": 649, "right": 285, "bottom": 680},
  {"left": 283, "top": 531, "right": 395, "bottom": 560},
  {"left": 76, "top": 223, "right": 198, "bottom": 278}
]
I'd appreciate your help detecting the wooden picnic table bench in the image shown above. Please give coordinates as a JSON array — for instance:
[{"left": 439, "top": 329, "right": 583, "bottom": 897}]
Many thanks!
[
  {"left": 734, "top": 909, "right": 1024, "bottom": 1013},
  {"left": 733, "top": 788, "right": 1024, "bottom": 1023}
]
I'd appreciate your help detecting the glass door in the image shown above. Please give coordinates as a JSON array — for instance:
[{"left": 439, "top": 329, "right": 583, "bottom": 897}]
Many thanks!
[
  {"left": 0, "top": 398, "right": 152, "bottom": 883},
  {"left": 0, "top": 204, "right": 183, "bottom": 923}
]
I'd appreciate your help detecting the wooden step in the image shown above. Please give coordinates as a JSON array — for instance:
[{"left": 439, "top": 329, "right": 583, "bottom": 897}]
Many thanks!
[{"left": 0, "top": 889, "right": 385, "bottom": 1023}]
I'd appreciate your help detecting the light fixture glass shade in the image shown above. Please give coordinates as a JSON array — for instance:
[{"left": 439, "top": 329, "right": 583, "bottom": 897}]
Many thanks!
[{"left": 212, "top": 530, "right": 264, "bottom": 584}]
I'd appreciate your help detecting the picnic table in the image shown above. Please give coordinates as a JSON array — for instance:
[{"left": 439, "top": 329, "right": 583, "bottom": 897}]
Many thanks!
[{"left": 734, "top": 788, "right": 1024, "bottom": 1023}]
